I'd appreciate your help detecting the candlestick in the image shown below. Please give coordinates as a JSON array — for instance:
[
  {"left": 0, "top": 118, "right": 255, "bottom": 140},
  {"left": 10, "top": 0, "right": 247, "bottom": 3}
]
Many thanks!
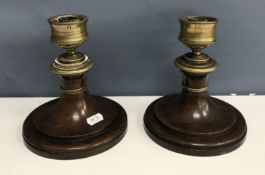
[
  {"left": 144, "top": 16, "right": 247, "bottom": 156},
  {"left": 23, "top": 14, "right": 127, "bottom": 159}
]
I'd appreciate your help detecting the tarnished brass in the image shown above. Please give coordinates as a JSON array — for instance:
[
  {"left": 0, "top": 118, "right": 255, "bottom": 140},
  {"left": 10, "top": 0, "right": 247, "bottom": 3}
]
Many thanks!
[
  {"left": 48, "top": 14, "right": 94, "bottom": 78},
  {"left": 179, "top": 16, "right": 217, "bottom": 51},
  {"left": 49, "top": 14, "right": 89, "bottom": 47},
  {"left": 176, "top": 16, "right": 218, "bottom": 77},
  {"left": 23, "top": 14, "right": 127, "bottom": 159},
  {"left": 144, "top": 16, "right": 247, "bottom": 156}
]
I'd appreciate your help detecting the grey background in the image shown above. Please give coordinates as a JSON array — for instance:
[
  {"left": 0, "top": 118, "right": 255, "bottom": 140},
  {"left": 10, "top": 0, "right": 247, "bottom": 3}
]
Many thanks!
[{"left": 0, "top": 0, "right": 264, "bottom": 97}]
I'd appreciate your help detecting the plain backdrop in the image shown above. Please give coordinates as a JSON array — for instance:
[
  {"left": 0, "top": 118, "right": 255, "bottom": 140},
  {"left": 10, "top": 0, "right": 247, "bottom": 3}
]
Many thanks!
[{"left": 0, "top": 0, "right": 264, "bottom": 96}]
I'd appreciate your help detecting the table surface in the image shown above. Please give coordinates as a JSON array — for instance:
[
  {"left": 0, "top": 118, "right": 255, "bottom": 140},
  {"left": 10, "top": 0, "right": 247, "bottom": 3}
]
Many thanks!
[{"left": 0, "top": 96, "right": 264, "bottom": 175}]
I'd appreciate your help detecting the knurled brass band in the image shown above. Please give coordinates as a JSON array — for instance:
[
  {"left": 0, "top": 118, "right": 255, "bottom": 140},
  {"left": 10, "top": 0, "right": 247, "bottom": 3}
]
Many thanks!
[
  {"left": 61, "top": 87, "right": 86, "bottom": 94},
  {"left": 183, "top": 85, "right": 208, "bottom": 93}
]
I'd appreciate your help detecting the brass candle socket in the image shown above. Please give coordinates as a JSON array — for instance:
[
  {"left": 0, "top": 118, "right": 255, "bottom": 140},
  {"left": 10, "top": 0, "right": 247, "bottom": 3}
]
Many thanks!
[
  {"left": 179, "top": 16, "right": 216, "bottom": 52},
  {"left": 144, "top": 16, "right": 247, "bottom": 156},
  {"left": 23, "top": 14, "right": 127, "bottom": 159}
]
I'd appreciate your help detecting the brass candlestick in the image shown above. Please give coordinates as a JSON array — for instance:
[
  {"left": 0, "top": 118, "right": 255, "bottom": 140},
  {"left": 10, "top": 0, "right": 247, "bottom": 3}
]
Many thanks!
[
  {"left": 144, "top": 16, "right": 247, "bottom": 156},
  {"left": 23, "top": 14, "right": 127, "bottom": 159}
]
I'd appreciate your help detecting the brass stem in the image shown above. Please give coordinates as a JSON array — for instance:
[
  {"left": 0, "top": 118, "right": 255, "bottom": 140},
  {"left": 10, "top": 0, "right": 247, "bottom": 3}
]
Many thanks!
[{"left": 66, "top": 48, "right": 76, "bottom": 55}]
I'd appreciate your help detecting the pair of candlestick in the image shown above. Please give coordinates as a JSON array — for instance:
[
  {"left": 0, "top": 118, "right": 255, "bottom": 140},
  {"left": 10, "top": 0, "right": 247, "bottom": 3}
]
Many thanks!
[{"left": 22, "top": 14, "right": 247, "bottom": 159}]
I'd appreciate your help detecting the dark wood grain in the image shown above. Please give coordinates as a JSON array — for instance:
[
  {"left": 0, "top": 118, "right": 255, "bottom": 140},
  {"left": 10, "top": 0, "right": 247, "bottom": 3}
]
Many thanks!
[
  {"left": 23, "top": 75, "right": 127, "bottom": 159},
  {"left": 144, "top": 72, "right": 247, "bottom": 156}
]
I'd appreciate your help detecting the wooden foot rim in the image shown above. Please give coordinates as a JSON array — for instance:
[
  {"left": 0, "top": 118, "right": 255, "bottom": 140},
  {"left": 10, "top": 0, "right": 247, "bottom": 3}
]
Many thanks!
[
  {"left": 23, "top": 96, "right": 127, "bottom": 160},
  {"left": 144, "top": 94, "right": 247, "bottom": 156}
]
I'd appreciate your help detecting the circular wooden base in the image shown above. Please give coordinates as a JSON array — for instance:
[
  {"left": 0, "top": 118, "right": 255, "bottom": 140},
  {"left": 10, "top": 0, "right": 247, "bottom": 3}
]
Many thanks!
[
  {"left": 144, "top": 94, "right": 247, "bottom": 156},
  {"left": 23, "top": 96, "right": 127, "bottom": 159}
]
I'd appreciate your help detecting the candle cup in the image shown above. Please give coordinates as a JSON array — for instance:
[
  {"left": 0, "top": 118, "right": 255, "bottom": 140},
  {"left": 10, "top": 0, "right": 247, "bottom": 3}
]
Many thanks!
[{"left": 179, "top": 16, "right": 217, "bottom": 52}]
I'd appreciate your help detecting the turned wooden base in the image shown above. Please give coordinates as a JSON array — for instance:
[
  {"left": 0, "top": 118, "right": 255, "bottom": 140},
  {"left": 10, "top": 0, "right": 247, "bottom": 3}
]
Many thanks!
[
  {"left": 144, "top": 93, "right": 247, "bottom": 156},
  {"left": 23, "top": 95, "right": 127, "bottom": 159}
]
